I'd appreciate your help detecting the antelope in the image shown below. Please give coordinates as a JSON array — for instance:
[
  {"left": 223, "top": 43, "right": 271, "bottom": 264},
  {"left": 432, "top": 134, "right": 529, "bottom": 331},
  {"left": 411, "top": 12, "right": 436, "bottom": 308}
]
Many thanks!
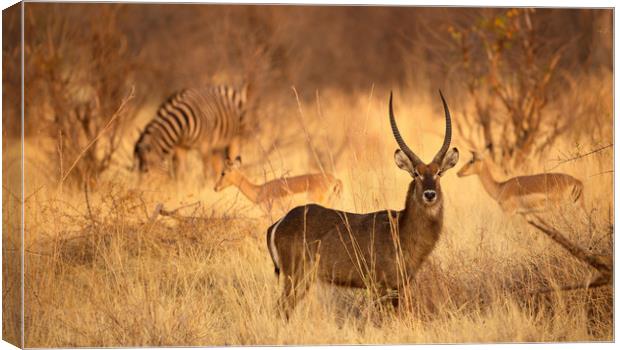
[
  {"left": 457, "top": 151, "right": 585, "bottom": 214},
  {"left": 214, "top": 158, "right": 343, "bottom": 213},
  {"left": 265, "top": 91, "right": 459, "bottom": 318}
]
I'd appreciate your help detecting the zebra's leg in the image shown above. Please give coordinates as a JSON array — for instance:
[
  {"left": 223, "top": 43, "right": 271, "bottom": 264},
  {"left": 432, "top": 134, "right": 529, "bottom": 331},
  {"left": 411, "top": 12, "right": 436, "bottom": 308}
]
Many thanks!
[
  {"left": 211, "top": 151, "right": 226, "bottom": 176},
  {"left": 172, "top": 148, "right": 188, "bottom": 182},
  {"left": 202, "top": 150, "right": 224, "bottom": 185}
]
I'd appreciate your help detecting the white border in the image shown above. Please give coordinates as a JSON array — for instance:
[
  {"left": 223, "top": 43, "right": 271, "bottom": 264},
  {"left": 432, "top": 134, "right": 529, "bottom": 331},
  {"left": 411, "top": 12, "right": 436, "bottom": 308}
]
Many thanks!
[{"left": 0, "top": 1, "right": 616, "bottom": 350}]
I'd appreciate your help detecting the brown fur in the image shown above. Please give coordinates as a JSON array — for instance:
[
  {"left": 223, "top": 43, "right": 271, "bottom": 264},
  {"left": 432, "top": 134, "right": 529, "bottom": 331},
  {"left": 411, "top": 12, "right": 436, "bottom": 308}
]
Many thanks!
[
  {"left": 214, "top": 161, "right": 342, "bottom": 212},
  {"left": 267, "top": 159, "right": 456, "bottom": 318},
  {"left": 457, "top": 154, "right": 585, "bottom": 213},
  {"left": 266, "top": 92, "right": 460, "bottom": 319}
]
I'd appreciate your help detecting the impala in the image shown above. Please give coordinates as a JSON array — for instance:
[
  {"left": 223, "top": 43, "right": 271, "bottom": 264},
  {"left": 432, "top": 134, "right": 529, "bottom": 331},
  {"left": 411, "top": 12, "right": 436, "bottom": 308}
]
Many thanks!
[
  {"left": 265, "top": 91, "right": 459, "bottom": 318},
  {"left": 214, "top": 159, "right": 342, "bottom": 213},
  {"left": 457, "top": 151, "right": 585, "bottom": 214}
]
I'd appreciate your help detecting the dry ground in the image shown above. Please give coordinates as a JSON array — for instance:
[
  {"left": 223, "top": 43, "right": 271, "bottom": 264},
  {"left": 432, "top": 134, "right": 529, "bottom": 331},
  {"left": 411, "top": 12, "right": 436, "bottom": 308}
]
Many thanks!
[{"left": 3, "top": 89, "right": 613, "bottom": 346}]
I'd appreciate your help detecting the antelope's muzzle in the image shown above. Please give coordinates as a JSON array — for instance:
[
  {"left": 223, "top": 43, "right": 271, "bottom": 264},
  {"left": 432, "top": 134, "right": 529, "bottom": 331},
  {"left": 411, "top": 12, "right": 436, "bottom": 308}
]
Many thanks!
[{"left": 423, "top": 190, "right": 437, "bottom": 204}]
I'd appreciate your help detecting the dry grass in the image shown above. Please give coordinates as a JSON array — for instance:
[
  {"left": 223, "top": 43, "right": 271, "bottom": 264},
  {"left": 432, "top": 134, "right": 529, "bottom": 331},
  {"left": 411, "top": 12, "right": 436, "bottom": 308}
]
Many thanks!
[{"left": 5, "top": 84, "right": 612, "bottom": 347}]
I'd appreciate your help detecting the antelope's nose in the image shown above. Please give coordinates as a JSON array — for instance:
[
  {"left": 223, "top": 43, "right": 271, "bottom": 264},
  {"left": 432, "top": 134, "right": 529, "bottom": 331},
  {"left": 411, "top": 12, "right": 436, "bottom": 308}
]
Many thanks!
[{"left": 423, "top": 190, "right": 436, "bottom": 202}]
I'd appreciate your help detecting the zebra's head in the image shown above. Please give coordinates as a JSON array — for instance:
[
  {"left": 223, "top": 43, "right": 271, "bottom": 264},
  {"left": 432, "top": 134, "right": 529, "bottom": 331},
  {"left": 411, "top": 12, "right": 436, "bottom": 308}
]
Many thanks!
[{"left": 133, "top": 135, "right": 161, "bottom": 173}]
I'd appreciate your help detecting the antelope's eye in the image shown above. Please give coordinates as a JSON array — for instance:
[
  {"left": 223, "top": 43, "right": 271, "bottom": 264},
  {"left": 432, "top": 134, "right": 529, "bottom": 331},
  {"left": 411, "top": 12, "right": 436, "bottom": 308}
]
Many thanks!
[
  {"left": 221, "top": 172, "right": 225, "bottom": 176},
  {"left": 469, "top": 159, "right": 474, "bottom": 164},
  {"left": 413, "top": 170, "right": 420, "bottom": 177}
]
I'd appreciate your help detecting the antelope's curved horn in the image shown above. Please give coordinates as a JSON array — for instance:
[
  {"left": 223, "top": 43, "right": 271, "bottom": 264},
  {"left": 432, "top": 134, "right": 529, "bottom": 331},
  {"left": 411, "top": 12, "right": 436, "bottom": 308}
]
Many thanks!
[
  {"left": 389, "top": 92, "right": 422, "bottom": 165},
  {"left": 432, "top": 90, "right": 452, "bottom": 164}
]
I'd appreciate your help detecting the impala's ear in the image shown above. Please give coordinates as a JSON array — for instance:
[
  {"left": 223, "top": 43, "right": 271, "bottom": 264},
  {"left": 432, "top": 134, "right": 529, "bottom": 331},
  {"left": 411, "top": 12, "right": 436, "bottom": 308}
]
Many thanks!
[
  {"left": 232, "top": 157, "right": 242, "bottom": 168},
  {"left": 394, "top": 149, "right": 415, "bottom": 176},
  {"left": 440, "top": 147, "right": 459, "bottom": 174}
]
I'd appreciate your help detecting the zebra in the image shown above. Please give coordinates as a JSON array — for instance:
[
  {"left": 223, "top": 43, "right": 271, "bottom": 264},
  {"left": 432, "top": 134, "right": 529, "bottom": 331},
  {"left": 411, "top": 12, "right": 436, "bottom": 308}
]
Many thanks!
[{"left": 133, "top": 84, "right": 250, "bottom": 182}]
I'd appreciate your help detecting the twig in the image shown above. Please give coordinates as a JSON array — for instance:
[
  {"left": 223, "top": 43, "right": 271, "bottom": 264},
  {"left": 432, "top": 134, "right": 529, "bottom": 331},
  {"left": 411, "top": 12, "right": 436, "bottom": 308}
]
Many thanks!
[
  {"left": 83, "top": 174, "right": 97, "bottom": 225},
  {"left": 147, "top": 203, "right": 164, "bottom": 224},
  {"left": 291, "top": 86, "right": 327, "bottom": 176},
  {"left": 589, "top": 170, "right": 614, "bottom": 178},
  {"left": 160, "top": 201, "right": 201, "bottom": 217},
  {"left": 24, "top": 185, "right": 45, "bottom": 203},
  {"left": 548, "top": 143, "right": 613, "bottom": 170},
  {"left": 147, "top": 201, "right": 202, "bottom": 223},
  {"left": 58, "top": 86, "right": 135, "bottom": 186}
]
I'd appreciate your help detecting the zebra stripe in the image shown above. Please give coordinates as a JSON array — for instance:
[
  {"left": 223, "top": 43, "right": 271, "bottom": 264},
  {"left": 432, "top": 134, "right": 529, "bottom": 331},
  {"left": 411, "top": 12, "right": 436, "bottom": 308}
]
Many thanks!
[{"left": 134, "top": 85, "right": 248, "bottom": 172}]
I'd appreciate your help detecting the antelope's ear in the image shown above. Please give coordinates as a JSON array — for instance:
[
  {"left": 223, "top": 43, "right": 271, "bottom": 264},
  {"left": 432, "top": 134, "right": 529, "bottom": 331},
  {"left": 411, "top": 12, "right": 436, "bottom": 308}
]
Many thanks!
[
  {"left": 232, "top": 157, "right": 242, "bottom": 168},
  {"left": 440, "top": 147, "right": 459, "bottom": 174},
  {"left": 394, "top": 149, "right": 415, "bottom": 176}
]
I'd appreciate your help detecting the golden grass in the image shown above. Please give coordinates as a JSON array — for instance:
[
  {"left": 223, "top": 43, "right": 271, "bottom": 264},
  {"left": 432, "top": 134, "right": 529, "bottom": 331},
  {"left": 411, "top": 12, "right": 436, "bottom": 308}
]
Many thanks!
[{"left": 5, "top": 88, "right": 613, "bottom": 346}]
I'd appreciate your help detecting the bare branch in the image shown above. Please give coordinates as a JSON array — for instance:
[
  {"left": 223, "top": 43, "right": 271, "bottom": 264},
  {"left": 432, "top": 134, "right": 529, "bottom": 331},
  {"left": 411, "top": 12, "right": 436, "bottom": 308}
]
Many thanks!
[
  {"left": 58, "top": 86, "right": 136, "bottom": 187},
  {"left": 291, "top": 86, "right": 327, "bottom": 176},
  {"left": 548, "top": 143, "right": 613, "bottom": 170},
  {"left": 526, "top": 215, "right": 612, "bottom": 276}
]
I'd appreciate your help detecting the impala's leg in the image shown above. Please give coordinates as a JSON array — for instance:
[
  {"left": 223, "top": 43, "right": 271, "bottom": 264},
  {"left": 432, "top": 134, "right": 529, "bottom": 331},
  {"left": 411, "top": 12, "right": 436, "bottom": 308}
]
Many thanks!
[
  {"left": 500, "top": 200, "right": 518, "bottom": 215},
  {"left": 309, "top": 189, "right": 324, "bottom": 204},
  {"left": 575, "top": 183, "right": 586, "bottom": 212},
  {"left": 579, "top": 194, "right": 587, "bottom": 212},
  {"left": 321, "top": 182, "right": 339, "bottom": 206},
  {"left": 329, "top": 180, "right": 342, "bottom": 203}
]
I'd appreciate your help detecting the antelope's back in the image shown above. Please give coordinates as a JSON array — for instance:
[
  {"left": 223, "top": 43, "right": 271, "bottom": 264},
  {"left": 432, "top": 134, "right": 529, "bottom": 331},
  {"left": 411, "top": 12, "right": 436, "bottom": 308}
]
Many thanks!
[
  {"left": 504, "top": 173, "right": 577, "bottom": 194},
  {"left": 273, "top": 204, "right": 398, "bottom": 255},
  {"left": 271, "top": 204, "right": 402, "bottom": 286}
]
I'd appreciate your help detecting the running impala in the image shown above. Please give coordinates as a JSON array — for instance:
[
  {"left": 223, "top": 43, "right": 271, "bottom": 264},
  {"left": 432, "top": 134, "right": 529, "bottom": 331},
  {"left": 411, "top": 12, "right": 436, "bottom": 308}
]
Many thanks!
[{"left": 265, "top": 91, "right": 459, "bottom": 318}]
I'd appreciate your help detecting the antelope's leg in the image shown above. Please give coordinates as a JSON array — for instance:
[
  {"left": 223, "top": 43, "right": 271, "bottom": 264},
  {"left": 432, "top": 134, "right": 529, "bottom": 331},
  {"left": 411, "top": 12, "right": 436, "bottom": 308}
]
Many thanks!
[
  {"left": 325, "top": 181, "right": 342, "bottom": 206},
  {"left": 392, "top": 276, "right": 418, "bottom": 313},
  {"left": 308, "top": 189, "right": 325, "bottom": 204},
  {"left": 376, "top": 287, "right": 400, "bottom": 309},
  {"left": 277, "top": 268, "right": 313, "bottom": 320},
  {"left": 576, "top": 185, "right": 587, "bottom": 211},
  {"left": 389, "top": 291, "right": 400, "bottom": 309},
  {"left": 277, "top": 276, "right": 295, "bottom": 320},
  {"left": 579, "top": 194, "right": 587, "bottom": 211},
  {"left": 500, "top": 200, "right": 517, "bottom": 214}
]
